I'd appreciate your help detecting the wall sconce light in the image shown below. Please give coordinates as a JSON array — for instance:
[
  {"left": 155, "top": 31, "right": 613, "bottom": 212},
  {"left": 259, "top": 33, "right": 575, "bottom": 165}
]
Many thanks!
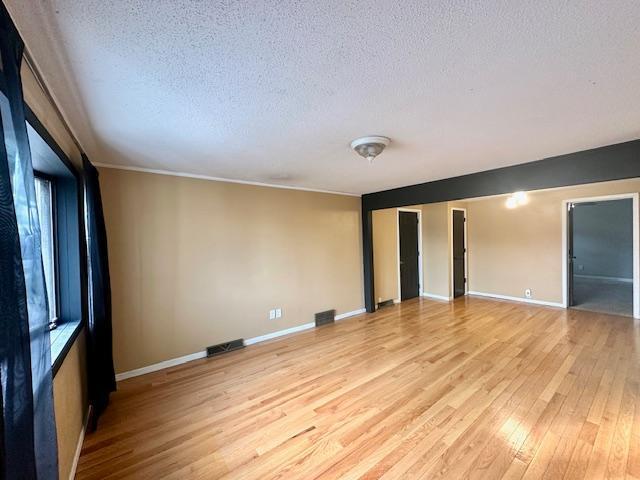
[{"left": 506, "top": 191, "right": 528, "bottom": 209}]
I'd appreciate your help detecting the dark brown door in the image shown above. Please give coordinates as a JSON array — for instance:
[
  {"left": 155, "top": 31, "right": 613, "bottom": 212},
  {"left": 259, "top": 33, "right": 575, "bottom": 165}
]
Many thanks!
[
  {"left": 567, "top": 203, "right": 575, "bottom": 306},
  {"left": 399, "top": 211, "right": 419, "bottom": 301},
  {"left": 452, "top": 210, "right": 466, "bottom": 298}
]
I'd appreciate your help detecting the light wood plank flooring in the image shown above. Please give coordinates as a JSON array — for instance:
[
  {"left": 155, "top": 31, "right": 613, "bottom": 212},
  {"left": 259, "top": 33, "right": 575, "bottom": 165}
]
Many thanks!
[{"left": 76, "top": 297, "right": 640, "bottom": 479}]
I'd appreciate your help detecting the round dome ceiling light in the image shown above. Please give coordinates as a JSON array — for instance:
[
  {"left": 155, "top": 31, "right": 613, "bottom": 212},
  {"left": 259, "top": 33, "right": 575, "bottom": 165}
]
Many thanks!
[{"left": 350, "top": 136, "right": 390, "bottom": 164}]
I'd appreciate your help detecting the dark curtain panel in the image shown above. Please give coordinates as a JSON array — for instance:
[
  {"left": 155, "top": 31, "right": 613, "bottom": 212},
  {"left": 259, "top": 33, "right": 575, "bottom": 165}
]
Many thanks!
[
  {"left": 83, "top": 156, "right": 115, "bottom": 429},
  {"left": 0, "top": 4, "right": 58, "bottom": 479}
]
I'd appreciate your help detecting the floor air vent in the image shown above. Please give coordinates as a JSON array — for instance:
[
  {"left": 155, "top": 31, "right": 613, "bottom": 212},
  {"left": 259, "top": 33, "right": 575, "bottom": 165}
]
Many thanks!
[
  {"left": 206, "top": 339, "right": 245, "bottom": 357},
  {"left": 315, "top": 309, "right": 336, "bottom": 327},
  {"left": 377, "top": 299, "right": 395, "bottom": 308}
]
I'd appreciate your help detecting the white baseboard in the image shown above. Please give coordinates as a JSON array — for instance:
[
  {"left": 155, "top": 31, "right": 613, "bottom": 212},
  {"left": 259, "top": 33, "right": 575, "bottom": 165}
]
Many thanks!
[
  {"left": 421, "top": 292, "right": 452, "bottom": 301},
  {"left": 115, "top": 350, "right": 208, "bottom": 381},
  {"left": 69, "top": 409, "right": 90, "bottom": 480},
  {"left": 335, "top": 308, "right": 366, "bottom": 320},
  {"left": 574, "top": 274, "right": 633, "bottom": 283},
  {"left": 115, "top": 308, "right": 366, "bottom": 381},
  {"left": 467, "top": 291, "right": 564, "bottom": 308},
  {"left": 244, "top": 322, "right": 315, "bottom": 345}
]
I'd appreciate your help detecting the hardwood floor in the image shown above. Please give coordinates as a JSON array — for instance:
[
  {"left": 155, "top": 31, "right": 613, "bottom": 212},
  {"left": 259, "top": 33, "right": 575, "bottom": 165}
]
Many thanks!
[{"left": 76, "top": 296, "right": 640, "bottom": 479}]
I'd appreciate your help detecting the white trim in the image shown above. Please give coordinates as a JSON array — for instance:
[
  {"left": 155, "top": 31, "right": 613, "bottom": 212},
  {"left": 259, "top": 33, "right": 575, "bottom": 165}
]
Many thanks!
[
  {"left": 115, "top": 308, "right": 367, "bottom": 381},
  {"left": 574, "top": 274, "right": 633, "bottom": 284},
  {"left": 68, "top": 409, "right": 90, "bottom": 480},
  {"left": 115, "top": 351, "right": 208, "bottom": 381},
  {"left": 561, "top": 193, "right": 639, "bottom": 319},
  {"left": 335, "top": 308, "right": 367, "bottom": 320},
  {"left": 468, "top": 291, "right": 564, "bottom": 308},
  {"left": 244, "top": 322, "right": 315, "bottom": 345},
  {"left": 421, "top": 292, "right": 452, "bottom": 301},
  {"left": 396, "top": 208, "right": 423, "bottom": 302},
  {"left": 450, "top": 207, "right": 468, "bottom": 297},
  {"left": 93, "top": 163, "right": 360, "bottom": 197}
]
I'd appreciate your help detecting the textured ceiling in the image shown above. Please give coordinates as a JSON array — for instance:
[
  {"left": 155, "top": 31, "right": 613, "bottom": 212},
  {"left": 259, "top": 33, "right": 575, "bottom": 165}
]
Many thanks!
[{"left": 5, "top": 1, "right": 640, "bottom": 195}]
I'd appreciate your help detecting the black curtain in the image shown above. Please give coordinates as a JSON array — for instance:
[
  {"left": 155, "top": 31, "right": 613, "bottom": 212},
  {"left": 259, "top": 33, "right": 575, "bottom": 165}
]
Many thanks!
[
  {"left": 0, "top": 4, "right": 58, "bottom": 479},
  {"left": 83, "top": 156, "right": 116, "bottom": 429}
]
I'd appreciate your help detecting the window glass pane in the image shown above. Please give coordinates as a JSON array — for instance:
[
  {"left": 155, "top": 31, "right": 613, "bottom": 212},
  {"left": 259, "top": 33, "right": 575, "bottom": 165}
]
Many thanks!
[{"left": 35, "top": 177, "right": 56, "bottom": 324}]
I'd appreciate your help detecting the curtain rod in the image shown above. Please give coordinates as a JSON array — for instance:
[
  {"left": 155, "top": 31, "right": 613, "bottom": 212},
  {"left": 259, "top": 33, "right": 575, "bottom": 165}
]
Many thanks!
[{"left": 22, "top": 46, "right": 84, "bottom": 155}]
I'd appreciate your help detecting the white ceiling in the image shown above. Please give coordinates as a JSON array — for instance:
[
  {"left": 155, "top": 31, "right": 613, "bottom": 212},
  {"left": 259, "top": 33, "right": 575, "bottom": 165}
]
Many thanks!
[{"left": 6, "top": 1, "right": 640, "bottom": 195}]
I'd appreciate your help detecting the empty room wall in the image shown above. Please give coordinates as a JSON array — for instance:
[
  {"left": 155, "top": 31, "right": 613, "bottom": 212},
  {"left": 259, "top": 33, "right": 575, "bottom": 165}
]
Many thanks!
[
  {"left": 420, "top": 201, "right": 467, "bottom": 299},
  {"left": 466, "top": 178, "right": 640, "bottom": 304},
  {"left": 100, "top": 167, "right": 364, "bottom": 373},
  {"left": 52, "top": 335, "right": 87, "bottom": 479},
  {"left": 573, "top": 199, "right": 633, "bottom": 279},
  {"left": 373, "top": 208, "right": 399, "bottom": 303},
  {"left": 422, "top": 202, "right": 449, "bottom": 298}
]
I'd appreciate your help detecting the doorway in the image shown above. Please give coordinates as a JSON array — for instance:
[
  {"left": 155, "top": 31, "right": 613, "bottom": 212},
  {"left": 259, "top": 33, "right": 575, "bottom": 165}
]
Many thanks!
[
  {"left": 452, "top": 208, "right": 467, "bottom": 298},
  {"left": 565, "top": 194, "right": 639, "bottom": 317},
  {"left": 397, "top": 209, "right": 421, "bottom": 301}
]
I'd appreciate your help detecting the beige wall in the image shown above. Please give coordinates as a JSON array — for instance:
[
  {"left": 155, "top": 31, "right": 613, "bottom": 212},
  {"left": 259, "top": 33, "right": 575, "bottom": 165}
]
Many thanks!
[
  {"left": 467, "top": 178, "right": 640, "bottom": 303},
  {"left": 100, "top": 168, "right": 364, "bottom": 373},
  {"left": 372, "top": 203, "right": 465, "bottom": 302},
  {"left": 372, "top": 203, "right": 459, "bottom": 303},
  {"left": 373, "top": 209, "right": 398, "bottom": 303},
  {"left": 52, "top": 333, "right": 88, "bottom": 480},
  {"left": 422, "top": 203, "right": 449, "bottom": 298},
  {"left": 372, "top": 206, "right": 423, "bottom": 304},
  {"left": 368, "top": 178, "right": 640, "bottom": 310},
  {"left": 421, "top": 202, "right": 467, "bottom": 299}
]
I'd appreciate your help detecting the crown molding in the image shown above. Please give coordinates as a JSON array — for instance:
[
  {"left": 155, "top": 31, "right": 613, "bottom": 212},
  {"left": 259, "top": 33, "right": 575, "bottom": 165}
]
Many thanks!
[{"left": 93, "top": 163, "right": 361, "bottom": 197}]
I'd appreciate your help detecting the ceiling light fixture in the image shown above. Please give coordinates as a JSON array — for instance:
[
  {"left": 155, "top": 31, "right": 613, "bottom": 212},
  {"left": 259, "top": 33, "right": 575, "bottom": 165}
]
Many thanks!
[
  {"left": 351, "top": 136, "right": 390, "bottom": 164},
  {"left": 506, "top": 191, "right": 528, "bottom": 209}
]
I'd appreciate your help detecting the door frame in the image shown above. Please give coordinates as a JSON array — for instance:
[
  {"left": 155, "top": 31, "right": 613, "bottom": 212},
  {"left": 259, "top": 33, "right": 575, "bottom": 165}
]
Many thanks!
[
  {"left": 397, "top": 208, "right": 423, "bottom": 302},
  {"left": 561, "top": 192, "right": 639, "bottom": 319},
  {"left": 450, "top": 207, "right": 468, "bottom": 297}
]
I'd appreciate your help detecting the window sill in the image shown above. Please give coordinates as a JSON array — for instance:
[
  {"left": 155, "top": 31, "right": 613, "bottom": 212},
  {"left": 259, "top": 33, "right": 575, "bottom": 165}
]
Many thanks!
[{"left": 51, "top": 319, "right": 83, "bottom": 377}]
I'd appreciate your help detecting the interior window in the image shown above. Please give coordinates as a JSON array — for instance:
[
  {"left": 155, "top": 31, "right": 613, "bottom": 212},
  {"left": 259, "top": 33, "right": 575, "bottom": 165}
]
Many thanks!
[
  {"left": 25, "top": 114, "right": 83, "bottom": 373},
  {"left": 34, "top": 175, "right": 58, "bottom": 329}
]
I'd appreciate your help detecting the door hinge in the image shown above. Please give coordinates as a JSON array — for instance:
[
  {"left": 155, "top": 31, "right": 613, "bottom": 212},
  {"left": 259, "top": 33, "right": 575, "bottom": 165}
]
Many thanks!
[{"left": 464, "top": 278, "right": 467, "bottom": 283}]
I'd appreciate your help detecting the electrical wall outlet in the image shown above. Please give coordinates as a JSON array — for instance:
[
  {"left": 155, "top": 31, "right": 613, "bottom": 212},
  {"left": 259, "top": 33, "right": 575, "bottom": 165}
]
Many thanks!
[
  {"left": 269, "top": 309, "right": 276, "bottom": 320},
  {"left": 275, "top": 308, "right": 282, "bottom": 318},
  {"left": 525, "top": 289, "right": 532, "bottom": 299}
]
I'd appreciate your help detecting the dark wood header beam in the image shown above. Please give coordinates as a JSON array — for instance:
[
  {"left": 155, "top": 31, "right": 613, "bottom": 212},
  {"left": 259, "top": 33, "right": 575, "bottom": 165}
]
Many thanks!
[{"left": 361, "top": 139, "right": 640, "bottom": 312}]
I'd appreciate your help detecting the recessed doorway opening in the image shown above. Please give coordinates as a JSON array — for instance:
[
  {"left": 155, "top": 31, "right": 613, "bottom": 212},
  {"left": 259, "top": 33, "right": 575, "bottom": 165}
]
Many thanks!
[{"left": 563, "top": 193, "right": 639, "bottom": 318}]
